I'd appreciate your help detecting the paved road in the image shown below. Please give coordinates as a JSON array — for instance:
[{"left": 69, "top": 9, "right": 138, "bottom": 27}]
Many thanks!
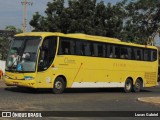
[{"left": 0, "top": 80, "right": 160, "bottom": 120}]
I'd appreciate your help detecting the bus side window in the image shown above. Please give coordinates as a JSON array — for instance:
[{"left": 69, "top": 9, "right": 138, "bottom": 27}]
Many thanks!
[
  {"left": 102, "top": 44, "right": 106, "bottom": 57},
  {"left": 70, "top": 40, "right": 76, "bottom": 55},
  {"left": 144, "top": 49, "right": 150, "bottom": 61},
  {"left": 138, "top": 49, "right": 143, "bottom": 60},
  {"left": 97, "top": 44, "right": 104, "bottom": 57},
  {"left": 76, "top": 40, "right": 84, "bottom": 55},
  {"left": 108, "top": 45, "right": 114, "bottom": 58},
  {"left": 120, "top": 47, "right": 129, "bottom": 59},
  {"left": 115, "top": 46, "right": 120, "bottom": 58},
  {"left": 134, "top": 48, "right": 143, "bottom": 60},
  {"left": 61, "top": 41, "right": 71, "bottom": 55},
  {"left": 151, "top": 50, "right": 157, "bottom": 61},
  {"left": 93, "top": 43, "right": 98, "bottom": 56},
  {"left": 105, "top": 44, "right": 108, "bottom": 57},
  {"left": 127, "top": 48, "right": 132, "bottom": 60},
  {"left": 120, "top": 47, "right": 126, "bottom": 59},
  {"left": 84, "top": 42, "right": 91, "bottom": 56},
  {"left": 92, "top": 42, "right": 104, "bottom": 57}
]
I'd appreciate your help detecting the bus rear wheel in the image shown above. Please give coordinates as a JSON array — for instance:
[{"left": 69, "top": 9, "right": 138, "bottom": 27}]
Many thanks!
[
  {"left": 52, "top": 77, "right": 66, "bottom": 94},
  {"left": 124, "top": 78, "right": 133, "bottom": 93},
  {"left": 133, "top": 79, "right": 142, "bottom": 92}
]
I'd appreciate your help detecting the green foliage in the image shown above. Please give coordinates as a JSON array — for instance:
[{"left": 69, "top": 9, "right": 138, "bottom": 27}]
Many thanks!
[
  {"left": 123, "top": 0, "right": 160, "bottom": 44},
  {"left": 30, "top": 0, "right": 160, "bottom": 45},
  {"left": 0, "top": 26, "right": 22, "bottom": 60},
  {"left": 5, "top": 25, "right": 23, "bottom": 34}
]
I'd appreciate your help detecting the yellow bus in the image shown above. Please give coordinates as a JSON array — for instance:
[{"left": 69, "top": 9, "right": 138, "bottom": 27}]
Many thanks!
[{"left": 4, "top": 32, "right": 158, "bottom": 93}]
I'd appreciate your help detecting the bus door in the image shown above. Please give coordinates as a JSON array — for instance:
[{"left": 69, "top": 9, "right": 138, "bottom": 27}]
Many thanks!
[{"left": 36, "top": 36, "right": 57, "bottom": 88}]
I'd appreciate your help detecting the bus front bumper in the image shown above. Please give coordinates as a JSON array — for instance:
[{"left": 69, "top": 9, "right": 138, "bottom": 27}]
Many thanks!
[{"left": 3, "top": 76, "right": 36, "bottom": 88}]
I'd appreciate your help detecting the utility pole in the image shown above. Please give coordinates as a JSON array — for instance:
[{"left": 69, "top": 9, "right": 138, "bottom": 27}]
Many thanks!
[{"left": 21, "top": 0, "right": 33, "bottom": 32}]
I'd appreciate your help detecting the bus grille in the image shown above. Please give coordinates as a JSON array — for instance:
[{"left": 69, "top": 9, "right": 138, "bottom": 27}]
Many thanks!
[{"left": 144, "top": 72, "right": 157, "bottom": 84}]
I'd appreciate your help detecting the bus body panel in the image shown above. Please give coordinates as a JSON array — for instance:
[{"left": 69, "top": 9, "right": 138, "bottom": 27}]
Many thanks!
[
  {"left": 52, "top": 55, "right": 157, "bottom": 88},
  {"left": 4, "top": 72, "right": 37, "bottom": 88}
]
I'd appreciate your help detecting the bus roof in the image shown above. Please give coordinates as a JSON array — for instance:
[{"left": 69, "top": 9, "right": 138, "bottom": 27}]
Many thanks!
[
  {"left": 15, "top": 32, "right": 120, "bottom": 41},
  {"left": 15, "top": 32, "right": 64, "bottom": 37},
  {"left": 15, "top": 32, "right": 157, "bottom": 49}
]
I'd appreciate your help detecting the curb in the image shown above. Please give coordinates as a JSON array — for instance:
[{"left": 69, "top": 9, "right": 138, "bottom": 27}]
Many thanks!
[{"left": 138, "top": 97, "right": 160, "bottom": 105}]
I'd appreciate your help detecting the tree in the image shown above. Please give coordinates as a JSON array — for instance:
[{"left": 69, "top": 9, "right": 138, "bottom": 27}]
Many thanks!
[
  {"left": 105, "top": 0, "right": 127, "bottom": 38},
  {"left": 30, "top": 0, "right": 160, "bottom": 45},
  {"left": 5, "top": 25, "right": 23, "bottom": 34},
  {"left": 30, "top": 0, "right": 65, "bottom": 32},
  {"left": 30, "top": 0, "right": 127, "bottom": 37},
  {"left": 30, "top": 12, "right": 48, "bottom": 31},
  {"left": 123, "top": 0, "right": 160, "bottom": 44},
  {"left": 0, "top": 26, "right": 22, "bottom": 60}
]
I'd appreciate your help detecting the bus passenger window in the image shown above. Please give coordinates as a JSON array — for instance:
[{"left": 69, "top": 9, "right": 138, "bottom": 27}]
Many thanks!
[
  {"left": 64, "top": 48, "right": 69, "bottom": 54},
  {"left": 115, "top": 46, "right": 120, "bottom": 58},
  {"left": 120, "top": 47, "right": 129, "bottom": 59},
  {"left": 105, "top": 44, "right": 108, "bottom": 57},
  {"left": 70, "top": 41, "right": 76, "bottom": 55},
  {"left": 84, "top": 42, "right": 91, "bottom": 56},
  {"left": 97, "top": 44, "right": 104, "bottom": 57},
  {"left": 93, "top": 43, "right": 98, "bottom": 56},
  {"left": 107, "top": 45, "right": 114, "bottom": 58},
  {"left": 75, "top": 41, "right": 84, "bottom": 55},
  {"left": 90, "top": 43, "right": 94, "bottom": 56},
  {"left": 127, "top": 48, "right": 132, "bottom": 60},
  {"left": 144, "top": 50, "right": 150, "bottom": 61},
  {"left": 61, "top": 41, "right": 70, "bottom": 55},
  {"left": 151, "top": 50, "right": 157, "bottom": 61},
  {"left": 133, "top": 48, "right": 142, "bottom": 60},
  {"left": 92, "top": 43, "right": 104, "bottom": 57}
]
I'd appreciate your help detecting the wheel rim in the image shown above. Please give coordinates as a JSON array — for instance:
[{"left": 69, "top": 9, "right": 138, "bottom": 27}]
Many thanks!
[
  {"left": 55, "top": 81, "right": 62, "bottom": 89},
  {"left": 126, "top": 82, "right": 131, "bottom": 90},
  {"left": 135, "top": 81, "right": 141, "bottom": 90}
]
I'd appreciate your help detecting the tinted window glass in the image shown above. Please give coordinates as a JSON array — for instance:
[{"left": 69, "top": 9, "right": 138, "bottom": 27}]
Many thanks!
[
  {"left": 38, "top": 37, "right": 57, "bottom": 71},
  {"left": 92, "top": 43, "right": 104, "bottom": 57},
  {"left": 115, "top": 46, "right": 120, "bottom": 58},
  {"left": 133, "top": 48, "right": 143, "bottom": 60},
  {"left": 61, "top": 41, "right": 70, "bottom": 54},
  {"left": 144, "top": 49, "right": 150, "bottom": 61},
  {"left": 120, "top": 47, "right": 129, "bottom": 59},
  {"left": 58, "top": 37, "right": 157, "bottom": 62},
  {"left": 108, "top": 45, "right": 114, "bottom": 58},
  {"left": 75, "top": 40, "right": 84, "bottom": 55},
  {"left": 151, "top": 50, "right": 157, "bottom": 61},
  {"left": 97, "top": 44, "right": 104, "bottom": 57},
  {"left": 84, "top": 42, "right": 91, "bottom": 56},
  {"left": 58, "top": 38, "right": 76, "bottom": 55}
]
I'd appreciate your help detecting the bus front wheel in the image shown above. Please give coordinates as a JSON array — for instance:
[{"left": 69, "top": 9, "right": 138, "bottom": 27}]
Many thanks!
[
  {"left": 52, "top": 77, "right": 66, "bottom": 94},
  {"left": 133, "top": 79, "right": 142, "bottom": 92},
  {"left": 124, "top": 78, "right": 133, "bottom": 93}
]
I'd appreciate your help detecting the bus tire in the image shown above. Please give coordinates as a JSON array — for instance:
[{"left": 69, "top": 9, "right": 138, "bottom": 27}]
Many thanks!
[
  {"left": 124, "top": 78, "right": 133, "bottom": 93},
  {"left": 133, "top": 79, "right": 142, "bottom": 92},
  {"left": 52, "top": 77, "right": 66, "bottom": 94}
]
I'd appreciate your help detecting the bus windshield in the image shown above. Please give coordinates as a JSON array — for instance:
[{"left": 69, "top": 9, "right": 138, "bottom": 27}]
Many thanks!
[{"left": 6, "top": 36, "right": 41, "bottom": 72}]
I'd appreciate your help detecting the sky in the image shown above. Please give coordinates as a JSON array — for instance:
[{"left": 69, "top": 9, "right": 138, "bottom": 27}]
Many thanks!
[{"left": 0, "top": 0, "right": 122, "bottom": 31}]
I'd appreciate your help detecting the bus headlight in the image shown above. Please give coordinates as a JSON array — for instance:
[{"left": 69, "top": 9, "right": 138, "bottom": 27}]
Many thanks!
[{"left": 4, "top": 75, "right": 10, "bottom": 79}]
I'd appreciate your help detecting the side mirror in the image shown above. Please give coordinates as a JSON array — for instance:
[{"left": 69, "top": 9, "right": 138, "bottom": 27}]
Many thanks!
[{"left": 39, "top": 59, "right": 43, "bottom": 63}]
